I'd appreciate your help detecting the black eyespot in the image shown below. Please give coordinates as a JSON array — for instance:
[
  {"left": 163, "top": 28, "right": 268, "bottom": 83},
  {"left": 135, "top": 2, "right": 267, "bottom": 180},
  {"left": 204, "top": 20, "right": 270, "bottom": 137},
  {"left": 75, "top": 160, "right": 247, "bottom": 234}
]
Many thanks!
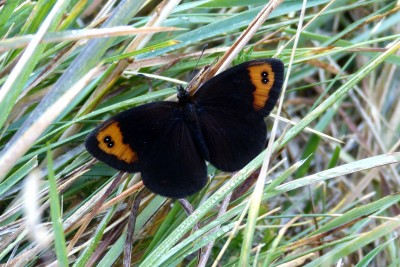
[
  {"left": 103, "top": 136, "right": 114, "bottom": 148},
  {"left": 261, "top": 72, "right": 269, "bottom": 84}
]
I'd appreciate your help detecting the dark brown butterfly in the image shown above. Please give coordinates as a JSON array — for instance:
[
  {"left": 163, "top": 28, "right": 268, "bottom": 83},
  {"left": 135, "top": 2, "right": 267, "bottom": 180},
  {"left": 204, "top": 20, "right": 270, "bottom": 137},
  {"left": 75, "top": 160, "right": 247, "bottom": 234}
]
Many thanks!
[{"left": 85, "top": 59, "right": 284, "bottom": 198}]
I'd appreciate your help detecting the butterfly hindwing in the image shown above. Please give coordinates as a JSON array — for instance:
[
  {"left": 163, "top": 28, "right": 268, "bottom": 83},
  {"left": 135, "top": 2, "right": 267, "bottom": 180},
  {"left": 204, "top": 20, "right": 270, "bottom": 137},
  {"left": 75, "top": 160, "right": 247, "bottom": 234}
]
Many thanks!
[
  {"left": 85, "top": 102, "right": 207, "bottom": 198},
  {"left": 192, "top": 59, "right": 284, "bottom": 171},
  {"left": 195, "top": 106, "right": 266, "bottom": 171}
]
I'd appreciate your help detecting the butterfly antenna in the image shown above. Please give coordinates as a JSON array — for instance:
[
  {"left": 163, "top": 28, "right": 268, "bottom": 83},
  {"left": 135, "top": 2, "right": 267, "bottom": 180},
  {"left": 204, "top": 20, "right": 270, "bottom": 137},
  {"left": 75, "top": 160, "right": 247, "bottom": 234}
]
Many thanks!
[{"left": 188, "top": 44, "right": 208, "bottom": 81}]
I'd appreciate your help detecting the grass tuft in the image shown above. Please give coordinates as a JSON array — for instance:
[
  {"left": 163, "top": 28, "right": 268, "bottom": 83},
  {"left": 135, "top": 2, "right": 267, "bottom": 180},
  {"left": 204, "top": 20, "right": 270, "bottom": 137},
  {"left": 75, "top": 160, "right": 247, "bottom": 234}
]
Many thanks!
[{"left": 0, "top": 0, "right": 399, "bottom": 266}]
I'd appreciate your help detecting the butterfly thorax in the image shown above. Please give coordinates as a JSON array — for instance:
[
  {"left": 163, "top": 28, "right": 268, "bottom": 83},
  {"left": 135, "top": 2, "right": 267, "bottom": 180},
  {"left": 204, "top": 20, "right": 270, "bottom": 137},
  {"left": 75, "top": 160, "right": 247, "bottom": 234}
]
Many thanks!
[
  {"left": 177, "top": 86, "right": 190, "bottom": 104},
  {"left": 176, "top": 86, "right": 210, "bottom": 162}
]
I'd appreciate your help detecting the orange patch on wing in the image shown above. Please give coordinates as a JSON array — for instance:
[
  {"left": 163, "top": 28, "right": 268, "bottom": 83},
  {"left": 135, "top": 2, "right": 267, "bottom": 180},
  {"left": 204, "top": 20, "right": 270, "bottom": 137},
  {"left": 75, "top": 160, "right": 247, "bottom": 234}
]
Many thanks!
[
  {"left": 248, "top": 64, "right": 275, "bottom": 110},
  {"left": 96, "top": 121, "right": 138, "bottom": 164}
]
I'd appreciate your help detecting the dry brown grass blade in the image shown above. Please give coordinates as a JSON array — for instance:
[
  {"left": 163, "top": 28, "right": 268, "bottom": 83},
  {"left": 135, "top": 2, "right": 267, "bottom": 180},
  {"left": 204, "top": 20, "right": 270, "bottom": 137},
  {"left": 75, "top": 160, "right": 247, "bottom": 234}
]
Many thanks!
[
  {"left": 0, "top": 26, "right": 182, "bottom": 52},
  {"left": 123, "top": 190, "right": 144, "bottom": 267},
  {"left": 198, "top": 192, "right": 232, "bottom": 267}
]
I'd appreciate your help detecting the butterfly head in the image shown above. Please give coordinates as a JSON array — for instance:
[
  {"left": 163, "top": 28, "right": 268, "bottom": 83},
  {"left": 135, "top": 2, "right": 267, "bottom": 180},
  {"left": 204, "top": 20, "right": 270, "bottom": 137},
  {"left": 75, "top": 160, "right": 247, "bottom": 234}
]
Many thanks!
[{"left": 177, "top": 85, "right": 190, "bottom": 103}]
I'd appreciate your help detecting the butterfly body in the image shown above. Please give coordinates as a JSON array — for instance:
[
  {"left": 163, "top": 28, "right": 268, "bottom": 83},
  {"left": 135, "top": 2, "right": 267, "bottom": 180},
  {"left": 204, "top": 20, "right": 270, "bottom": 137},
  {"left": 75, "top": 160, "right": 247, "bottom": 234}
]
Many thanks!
[{"left": 85, "top": 59, "right": 284, "bottom": 198}]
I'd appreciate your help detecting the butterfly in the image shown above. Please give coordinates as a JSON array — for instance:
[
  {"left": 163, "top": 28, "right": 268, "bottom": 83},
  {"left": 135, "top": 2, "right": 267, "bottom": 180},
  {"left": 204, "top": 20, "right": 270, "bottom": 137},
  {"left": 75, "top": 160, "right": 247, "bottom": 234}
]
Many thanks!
[{"left": 85, "top": 58, "right": 284, "bottom": 198}]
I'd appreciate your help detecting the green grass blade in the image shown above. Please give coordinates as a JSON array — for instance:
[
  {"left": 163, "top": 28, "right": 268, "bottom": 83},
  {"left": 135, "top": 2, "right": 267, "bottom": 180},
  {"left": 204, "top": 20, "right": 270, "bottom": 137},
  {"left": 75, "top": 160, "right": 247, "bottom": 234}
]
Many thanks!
[{"left": 47, "top": 146, "right": 68, "bottom": 267}]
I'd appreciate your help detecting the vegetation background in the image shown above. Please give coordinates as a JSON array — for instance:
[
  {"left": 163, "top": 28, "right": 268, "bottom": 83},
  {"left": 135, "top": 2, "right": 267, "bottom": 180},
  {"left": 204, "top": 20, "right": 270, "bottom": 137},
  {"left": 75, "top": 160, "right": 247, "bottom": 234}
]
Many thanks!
[{"left": 0, "top": 0, "right": 399, "bottom": 266}]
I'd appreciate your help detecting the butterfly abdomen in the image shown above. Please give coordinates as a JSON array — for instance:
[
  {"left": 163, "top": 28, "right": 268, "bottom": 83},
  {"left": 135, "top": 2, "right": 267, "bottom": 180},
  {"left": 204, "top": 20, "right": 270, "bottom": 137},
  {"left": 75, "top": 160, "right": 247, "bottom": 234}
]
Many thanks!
[{"left": 180, "top": 102, "right": 210, "bottom": 161}]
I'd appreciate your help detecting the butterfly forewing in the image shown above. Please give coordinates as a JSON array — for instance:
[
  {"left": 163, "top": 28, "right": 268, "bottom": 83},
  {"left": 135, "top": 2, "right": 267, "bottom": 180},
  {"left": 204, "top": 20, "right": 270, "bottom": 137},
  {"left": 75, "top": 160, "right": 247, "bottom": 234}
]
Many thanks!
[{"left": 85, "top": 114, "right": 140, "bottom": 173}]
